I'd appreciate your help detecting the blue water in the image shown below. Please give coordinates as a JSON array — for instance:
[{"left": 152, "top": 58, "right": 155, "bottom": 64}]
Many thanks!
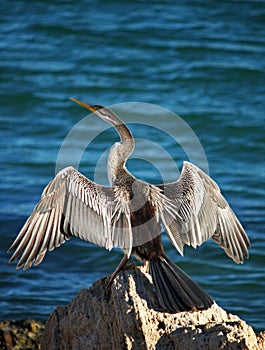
[{"left": 1, "top": 0, "right": 264, "bottom": 332}]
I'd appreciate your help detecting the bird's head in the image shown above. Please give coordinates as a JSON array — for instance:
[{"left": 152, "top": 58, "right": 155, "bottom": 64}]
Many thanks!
[
  {"left": 70, "top": 97, "right": 135, "bottom": 176},
  {"left": 70, "top": 97, "right": 122, "bottom": 128}
]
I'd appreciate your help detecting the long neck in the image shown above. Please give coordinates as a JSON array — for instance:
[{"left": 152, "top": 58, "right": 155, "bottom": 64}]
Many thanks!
[
  {"left": 93, "top": 106, "right": 135, "bottom": 184},
  {"left": 116, "top": 123, "right": 133, "bottom": 143},
  {"left": 108, "top": 127, "right": 135, "bottom": 185},
  {"left": 114, "top": 122, "right": 135, "bottom": 163}
]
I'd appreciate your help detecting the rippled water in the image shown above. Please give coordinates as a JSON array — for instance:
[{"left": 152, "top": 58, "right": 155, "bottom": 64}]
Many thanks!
[{"left": 1, "top": 1, "right": 264, "bottom": 332}]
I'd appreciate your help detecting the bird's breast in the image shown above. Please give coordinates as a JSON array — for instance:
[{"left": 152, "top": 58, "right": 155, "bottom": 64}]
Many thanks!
[
  {"left": 113, "top": 179, "right": 162, "bottom": 250},
  {"left": 130, "top": 199, "right": 162, "bottom": 255}
]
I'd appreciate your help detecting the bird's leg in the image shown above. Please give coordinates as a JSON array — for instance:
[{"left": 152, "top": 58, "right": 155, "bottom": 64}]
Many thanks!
[
  {"left": 106, "top": 253, "right": 130, "bottom": 289},
  {"left": 124, "top": 261, "right": 136, "bottom": 270},
  {"left": 142, "top": 260, "right": 149, "bottom": 273}
]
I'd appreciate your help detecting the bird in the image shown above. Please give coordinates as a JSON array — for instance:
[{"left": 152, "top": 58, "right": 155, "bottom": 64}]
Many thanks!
[{"left": 8, "top": 97, "right": 250, "bottom": 313}]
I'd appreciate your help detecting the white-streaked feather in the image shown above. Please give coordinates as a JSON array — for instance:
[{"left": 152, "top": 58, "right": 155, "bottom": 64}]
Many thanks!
[
  {"left": 157, "top": 161, "right": 250, "bottom": 264},
  {"left": 8, "top": 166, "right": 132, "bottom": 269}
]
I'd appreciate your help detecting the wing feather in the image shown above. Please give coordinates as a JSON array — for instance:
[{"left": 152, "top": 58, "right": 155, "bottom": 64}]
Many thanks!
[
  {"left": 8, "top": 166, "right": 131, "bottom": 269},
  {"left": 157, "top": 161, "right": 250, "bottom": 263}
]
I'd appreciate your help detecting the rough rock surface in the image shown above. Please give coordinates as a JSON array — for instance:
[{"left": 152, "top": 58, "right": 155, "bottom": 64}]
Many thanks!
[
  {"left": 41, "top": 267, "right": 264, "bottom": 350},
  {"left": 0, "top": 319, "right": 44, "bottom": 350}
]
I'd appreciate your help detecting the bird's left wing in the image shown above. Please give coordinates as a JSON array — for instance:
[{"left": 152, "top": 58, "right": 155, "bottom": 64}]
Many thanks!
[{"left": 8, "top": 166, "right": 131, "bottom": 270}]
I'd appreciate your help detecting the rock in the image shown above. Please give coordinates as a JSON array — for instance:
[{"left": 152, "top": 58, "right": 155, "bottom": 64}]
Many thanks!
[
  {"left": 41, "top": 266, "right": 264, "bottom": 350},
  {"left": 0, "top": 319, "right": 44, "bottom": 350}
]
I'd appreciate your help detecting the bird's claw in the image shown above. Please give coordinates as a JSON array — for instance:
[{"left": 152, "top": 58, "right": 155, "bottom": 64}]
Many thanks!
[{"left": 105, "top": 261, "right": 136, "bottom": 289}]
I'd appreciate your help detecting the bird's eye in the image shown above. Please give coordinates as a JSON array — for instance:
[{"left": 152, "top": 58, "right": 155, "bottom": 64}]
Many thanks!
[{"left": 93, "top": 105, "right": 104, "bottom": 111}]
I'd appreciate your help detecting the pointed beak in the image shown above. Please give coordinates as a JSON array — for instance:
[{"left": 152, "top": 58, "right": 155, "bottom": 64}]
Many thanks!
[{"left": 69, "top": 97, "right": 97, "bottom": 113}]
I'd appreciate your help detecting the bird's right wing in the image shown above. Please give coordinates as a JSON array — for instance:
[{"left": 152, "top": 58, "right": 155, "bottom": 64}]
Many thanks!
[
  {"left": 157, "top": 161, "right": 250, "bottom": 264},
  {"left": 8, "top": 166, "right": 132, "bottom": 270}
]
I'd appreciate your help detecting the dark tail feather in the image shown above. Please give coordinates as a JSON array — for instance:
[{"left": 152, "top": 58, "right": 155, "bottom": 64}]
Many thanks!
[{"left": 149, "top": 256, "right": 214, "bottom": 312}]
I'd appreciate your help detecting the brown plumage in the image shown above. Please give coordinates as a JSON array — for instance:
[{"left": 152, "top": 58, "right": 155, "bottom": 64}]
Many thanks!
[{"left": 8, "top": 98, "right": 250, "bottom": 312}]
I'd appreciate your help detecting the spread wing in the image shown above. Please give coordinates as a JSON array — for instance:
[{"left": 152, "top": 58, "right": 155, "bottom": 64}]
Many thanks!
[
  {"left": 8, "top": 166, "right": 132, "bottom": 270},
  {"left": 158, "top": 161, "right": 250, "bottom": 263}
]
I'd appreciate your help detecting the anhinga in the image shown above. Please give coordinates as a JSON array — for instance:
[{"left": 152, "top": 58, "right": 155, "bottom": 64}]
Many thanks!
[{"left": 8, "top": 98, "right": 250, "bottom": 312}]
